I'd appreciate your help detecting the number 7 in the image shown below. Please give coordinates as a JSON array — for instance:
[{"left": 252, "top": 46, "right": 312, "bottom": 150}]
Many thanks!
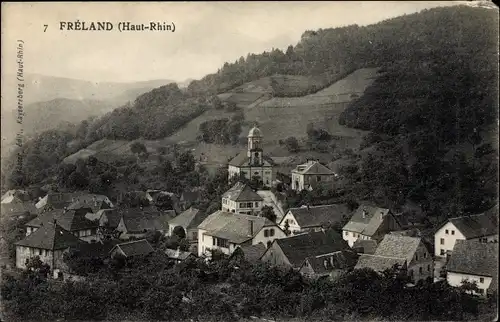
[{"left": 43, "top": 25, "right": 48, "bottom": 32}]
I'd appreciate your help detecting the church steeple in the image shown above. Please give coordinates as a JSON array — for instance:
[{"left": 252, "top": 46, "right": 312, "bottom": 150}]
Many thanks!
[{"left": 247, "top": 125, "right": 263, "bottom": 165}]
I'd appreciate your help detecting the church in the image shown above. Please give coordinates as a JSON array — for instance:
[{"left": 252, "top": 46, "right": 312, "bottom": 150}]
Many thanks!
[{"left": 228, "top": 125, "right": 274, "bottom": 186}]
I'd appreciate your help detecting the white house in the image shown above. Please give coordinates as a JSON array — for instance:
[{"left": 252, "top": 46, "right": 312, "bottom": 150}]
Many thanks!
[
  {"left": 227, "top": 126, "right": 274, "bottom": 187},
  {"left": 279, "top": 204, "right": 350, "bottom": 236},
  {"left": 291, "top": 160, "right": 337, "bottom": 191},
  {"left": 342, "top": 205, "right": 401, "bottom": 247},
  {"left": 221, "top": 182, "right": 263, "bottom": 215},
  {"left": 446, "top": 239, "right": 498, "bottom": 296},
  {"left": 433, "top": 205, "right": 498, "bottom": 258},
  {"left": 197, "top": 210, "right": 286, "bottom": 258}
]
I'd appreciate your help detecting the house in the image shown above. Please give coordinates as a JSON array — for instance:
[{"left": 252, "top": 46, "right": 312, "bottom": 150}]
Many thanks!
[
  {"left": 115, "top": 208, "right": 168, "bottom": 240},
  {"left": 260, "top": 229, "right": 351, "bottom": 270},
  {"left": 291, "top": 160, "right": 337, "bottom": 191},
  {"left": 110, "top": 239, "right": 154, "bottom": 259},
  {"left": 342, "top": 205, "right": 401, "bottom": 247},
  {"left": 67, "top": 194, "right": 114, "bottom": 213},
  {"left": 228, "top": 126, "right": 274, "bottom": 187},
  {"left": 221, "top": 182, "right": 264, "bottom": 215},
  {"left": 433, "top": 205, "right": 498, "bottom": 259},
  {"left": 1, "top": 201, "right": 37, "bottom": 218},
  {"left": 164, "top": 247, "right": 196, "bottom": 263},
  {"left": 1, "top": 189, "right": 30, "bottom": 204},
  {"left": 230, "top": 243, "right": 267, "bottom": 264},
  {"left": 35, "top": 191, "right": 90, "bottom": 212},
  {"left": 197, "top": 210, "right": 286, "bottom": 258},
  {"left": 446, "top": 240, "right": 498, "bottom": 296},
  {"left": 299, "top": 250, "right": 359, "bottom": 280},
  {"left": 352, "top": 239, "right": 378, "bottom": 255},
  {"left": 25, "top": 207, "right": 100, "bottom": 243},
  {"left": 167, "top": 207, "right": 208, "bottom": 241},
  {"left": 15, "top": 220, "right": 84, "bottom": 277},
  {"left": 279, "top": 204, "right": 350, "bottom": 236},
  {"left": 179, "top": 190, "right": 202, "bottom": 211},
  {"left": 355, "top": 234, "right": 433, "bottom": 283}
]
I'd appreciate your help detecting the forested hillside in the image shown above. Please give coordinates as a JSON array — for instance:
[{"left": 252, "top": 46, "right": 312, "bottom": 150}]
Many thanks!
[{"left": 3, "top": 5, "right": 498, "bottom": 220}]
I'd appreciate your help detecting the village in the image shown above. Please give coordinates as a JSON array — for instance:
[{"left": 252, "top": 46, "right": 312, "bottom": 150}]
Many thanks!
[{"left": 2, "top": 125, "right": 498, "bottom": 300}]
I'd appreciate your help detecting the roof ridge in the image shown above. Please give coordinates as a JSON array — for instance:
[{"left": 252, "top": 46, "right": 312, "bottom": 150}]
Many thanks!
[
  {"left": 117, "top": 239, "right": 148, "bottom": 246},
  {"left": 450, "top": 211, "right": 496, "bottom": 221},
  {"left": 362, "top": 254, "right": 406, "bottom": 261}
]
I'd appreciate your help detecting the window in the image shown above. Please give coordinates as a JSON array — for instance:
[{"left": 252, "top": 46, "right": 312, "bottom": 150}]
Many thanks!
[
  {"left": 481, "top": 238, "right": 488, "bottom": 243},
  {"left": 269, "top": 229, "right": 275, "bottom": 237},
  {"left": 440, "top": 249, "right": 445, "bottom": 255},
  {"left": 345, "top": 231, "right": 349, "bottom": 236},
  {"left": 424, "top": 252, "right": 427, "bottom": 259},
  {"left": 451, "top": 230, "right": 455, "bottom": 235},
  {"left": 419, "top": 267, "right": 423, "bottom": 274},
  {"left": 440, "top": 238, "right": 444, "bottom": 245},
  {"left": 478, "top": 289, "right": 484, "bottom": 294},
  {"left": 427, "top": 265, "right": 431, "bottom": 272},
  {"left": 480, "top": 277, "right": 484, "bottom": 283},
  {"left": 215, "top": 238, "right": 228, "bottom": 248},
  {"left": 445, "top": 229, "right": 449, "bottom": 234},
  {"left": 264, "top": 230, "right": 269, "bottom": 237},
  {"left": 317, "top": 176, "right": 322, "bottom": 182},
  {"left": 192, "top": 232, "right": 197, "bottom": 240},
  {"left": 212, "top": 237, "right": 216, "bottom": 246},
  {"left": 239, "top": 203, "right": 245, "bottom": 208},
  {"left": 255, "top": 202, "right": 259, "bottom": 207},
  {"left": 415, "top": 253, "right": 419, "bottom": 261}
]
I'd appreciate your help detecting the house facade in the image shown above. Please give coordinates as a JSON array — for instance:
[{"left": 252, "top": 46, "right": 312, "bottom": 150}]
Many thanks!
[
  {"left": 221, "top": 182, "right": 263, "bottom": 215},
  {"left": 279, "top": 204, "right": 350, "bottom": 236},
  {"left": 197, "top": 210, "right": 286, "bottom": 258},
  {"left": 342, "top": 205, "right": 401, "bottom": 247},
  {"left": 299, "top": 250, "right": 359, "bottom": 280},
  {"left": 291, "top": 160, "right": 336, "bottom": 191},
  {"left": 434, "top": 205, "right": 498, "bottom": 258},
  {"left": 227, "top": 126, "right": 274, "bottom": 187},
  {"left": 446, "top": 240, "right": 498, "bottom": 296}
]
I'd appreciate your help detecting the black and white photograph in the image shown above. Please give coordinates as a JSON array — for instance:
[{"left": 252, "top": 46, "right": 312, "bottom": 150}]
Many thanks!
[{"left": 0, "top": 1, "right": 498, "bottom": 321}]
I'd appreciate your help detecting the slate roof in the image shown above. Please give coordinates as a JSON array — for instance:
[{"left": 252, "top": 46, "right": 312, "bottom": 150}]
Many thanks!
[
  {"left": 352, "top": 239, "right": 378, "bottom": 255},
  {"left": 97, "top": 209, "right": 122, "bottom": 229},
  {"left": 198, "top": 210, "right": 276, "bottom": 244},
  {"left": 16, "top": 222, "right": 83, "bottom": 250},
  {"left": 111, "top": 239, "right": 154, "bottom": 257},
  {"left": 306, "top": 250, "right": 359, "bottom": 274},
  {"left": 26, "top": 208, "right": 98, "bottom": 232},
  {"left": 228, "top": 151, "right": 274, "bottom": 167},
  {"left": 355, "top": 254, "right": 407, "bottom": 272},
  {"left": 284, "top": 204, "right": 350, "bottom": 228},
  {"left": 446, "top": 205, "right": 499, "bottom": 239},
  {"left": 168, "top": 207, "right": 208, "bottom": 231},
  {"left": 223, "top": 182, "right": 263, "bottom": 202},
  {"left": 239, "top": 243, "right": 267, "bottom": 263},
  {"left": 274, "top": 230, "right": 349, "bottom": 268},
  {"left": 165, "top": 248, "right": 194, "bottom": 261},
  {"left": 120, "top": 208, "right": 167, "bottom": 233},
  {"left": 292, "top": 161, "right": 335, "bottom": 175},
  {"left": 447, "top": 240, "right": 498, "bottom": 278},
  {"left": 373, "top": 234, "right": 423, "bottom": 262},
  {"left": 1, "top": 202, "right": 37, "bottom": 216},
  {"left": 342, "top": 205, "right": 392, "bottom": 237}
]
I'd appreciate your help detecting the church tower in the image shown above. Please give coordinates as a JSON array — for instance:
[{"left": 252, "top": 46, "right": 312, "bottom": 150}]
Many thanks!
[{"left": 247, "top": 125, "right": 263, "bottom": 166}]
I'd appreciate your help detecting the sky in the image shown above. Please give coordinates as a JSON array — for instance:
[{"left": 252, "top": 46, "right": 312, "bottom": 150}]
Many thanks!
[{"left": 1, "top": 1, "right": 463, "bottom": 83}]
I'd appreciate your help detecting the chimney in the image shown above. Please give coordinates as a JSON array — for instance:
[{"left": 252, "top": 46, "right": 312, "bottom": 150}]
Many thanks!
[
  {"left": 362, "top": 209, "right": 366, "bottom": 218},
  {"left": 248, "top": 220, "right": 254, "bottom": 237}
]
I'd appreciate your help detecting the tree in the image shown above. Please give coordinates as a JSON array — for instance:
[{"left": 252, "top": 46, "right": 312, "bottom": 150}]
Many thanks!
[
  {"left": 130, "top": 141, "right": 147, "bottom": 155},
  {"left": 177, "top": 150, "right": 196, "bottom": 173},
  {"left": 261, "top": 205, "right": 277, "bottom": 223},
  {"left": 284, "top": 136, "right": 300, "bottom": 153},
  {"left": 172, "top": 226, "right": 187, "bottom": 239}
]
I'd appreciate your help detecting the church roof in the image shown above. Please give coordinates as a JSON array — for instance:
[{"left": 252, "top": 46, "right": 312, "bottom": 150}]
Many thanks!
[
  {"left": 248, "top": 126, "right": 262, "bottom": 138},
  {"left": 228, "top": 152, "right": 274, "bottom": 167}
]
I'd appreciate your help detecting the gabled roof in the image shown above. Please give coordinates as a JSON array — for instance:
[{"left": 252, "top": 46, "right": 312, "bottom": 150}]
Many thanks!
[
  {"left": 355, "top": 254, "right": 407, "bottom": 272},
  {"left": 228, "top": 151, "right": 274, "bottom": 167},
  {"left": 373, "top": 234, "right": 423, "bottom": 263},
  {"left": 1, "top": 202, "right": 37, "bottom": 215},
  {"left": 16, "top": 222, "right": 83, "bottom": 250},
  {"left": 67, "top": 195, "right": 113, "bottom": 213},
  {"left": 222, "top": 182, "right": 263, "bottom": 202},
  {"left": 168, "top": 207, "right": 208, "bottom": 230},
  {"left": 198, "top": 211, "right": 276, "bottom": 244},
  {"left": 238, "top": 243, "right": 267, "bottom": 263},
  {"left": 284, "top": 204, "right": 350, "bottom": 228},
  {"left": 342, "top": 205, "right": 392, "bottom": 236},
  {"left": 292, "top": 161, "right": 335, "bottom": 175},
  {"left": 111, "top": 239, "right": 154, "bottom": 257},
  {"left": 352, "top": 239, "right": 378, "bottom": 255},
  {"left": 96, "top": 209, "right": 122, "bottom": 229},
  {"left": 36, "top": 191, "right": 89, "bottom": 210},
  {"left": 273, "top": 230, "right": 349, "bottom": 268},
  {"left": 447, "top": 240, "right": 498, "bottom": 278},
  {"left": 444, "top": 205, "right": 499, "bottom": 239},
  {"left": 305, "top": 250, "right": 359, "bottom": 274},
  {"left": 120, "top": 208, "right": 167, "bottom": 233},
  {"left": 165, "top": 248, "right": 194, "bottom": 261},
  {"left": 26, "top": 208, "right": 98, "bottom": 231}
]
